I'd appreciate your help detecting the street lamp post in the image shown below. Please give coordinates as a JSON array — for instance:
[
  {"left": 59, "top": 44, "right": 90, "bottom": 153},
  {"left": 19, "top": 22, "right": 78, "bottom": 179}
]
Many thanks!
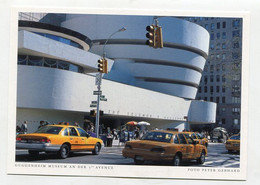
[{"left": 95, "top": 27, "right": 126, "bottom": 138}]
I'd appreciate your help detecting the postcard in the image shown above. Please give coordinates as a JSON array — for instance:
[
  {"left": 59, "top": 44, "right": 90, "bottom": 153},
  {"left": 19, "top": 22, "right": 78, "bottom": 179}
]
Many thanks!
[{"left": 7, "top": 7, "right": 249, "bottom": 180}]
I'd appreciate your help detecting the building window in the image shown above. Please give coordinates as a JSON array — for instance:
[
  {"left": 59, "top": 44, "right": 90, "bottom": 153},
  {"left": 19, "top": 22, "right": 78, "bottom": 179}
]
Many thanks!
[
  {"left": 210, "top": 33, "right": 214, "bottom": 40},
  {"left": 232, "top": 74, "right": 240, "bottom": 81},
  {"left": 216, "top": 97, "right": 220, "bottom": 103},
  {"left": 222, "top": 64, "right": 226, "bottom": 71},
  {"left": 197, "top": 97, "right": 201, "bottom": 100},
  {"left": 204, "top": 86, "right": 208, "bottom": 93},
  {"left": 210, "top": 75, "right": 214, "bottom": 82},
  {"left": 204, "top": 76, "right": 208, "bottom": 84},
  {"left": 217, "top": 22, "right": 220, "bottom": 29},
  {"left": 210, "top": 43, "right": 215, "bottom": 50},
  {"left": 216, "top": 64, "right": 220, "bottom": 71},
  {"left": 205, "top": 24, "right": 209, "bottom": 30},
  {"left": 222, "top": 86, "right": 226, "bottom": 93},
  {"left": 232, "top": 52, "right": 240, "bottom": 59},
  {"left": 222, "top": 53, "right": 226, "bottom": 60},
  {"left": 210, "top": 97, "right": 214, "bottom": 102},
  {"left": 210, "top": 86, "right": 214, "bottom": 93},
  {"left": 232, "top": 97, "right": 241, "bottom": 103},
  {"left": 216, "top": 43, "right": 220, "bottom": 50},
  {"left": 233, "top": 42, "right": 240, "bottom": 48},
  {"left": 216, "top": 86, "right": 220, "bottom": 92},
  {"left": 222, "top": 75, "right": 226, "bottom": 82},
  {"left": 222, "top": 32, "right": 226, "bottom": 39},
  {"left": 204, "top": 97, "right": 208, "bottom": 101},
  {"left": 222, "top": 22, "right": 226, "bottom": 28},
  {"left": 198, "top": 86, "right": 202, "bottom": 93},
  {"left": 233, "top": 119, "right": 239, "bottom": 125},
  {"left": 204, "top": 65, "right": 208, "bottom": 72},
  {"left": 216, "top": 32, "right": 220, "bottom": 39},
  {"left": 222, "top": 97, "right": 226, "bottom": 103},
  {"left": 210, "top": 65, "right": 214, "bottom": 72},
  {"left": 222, "top": 118, "right": 226, "bottom": 124},
  {"left": 222, "top": 43, "right": 226, "bottom": 49},
  {"left": 216, "top": 75, "right": 220, "bottom": 82},
  {"left": 232, "top": 19, "right": 241, "bottom": 28},
  {"left": 232, "top": 30, "right": 240, "bottom": 37},
  {"left": 232, "top": 108, "right": 240, "bottom": 115},
  {"left": 216, "top": 54, "right": 220, "bottom": 60},
  {"left": 211, "top": 23, "right": 215, "bottom": 30}
]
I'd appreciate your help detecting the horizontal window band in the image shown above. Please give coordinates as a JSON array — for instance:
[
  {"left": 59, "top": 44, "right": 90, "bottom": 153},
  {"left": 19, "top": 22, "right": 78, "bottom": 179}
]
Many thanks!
[
  {"left": 19, "top": 20, "right": 92, "bottom": 46},
  {"left": 132, "top": 59, "right": 203, "bottom": 73},
  {"left": 92, "top": 39, "right": 208, "bottom": 59},
  {"left": 136, "top": 77, "right": 199, "bottom": 88}
]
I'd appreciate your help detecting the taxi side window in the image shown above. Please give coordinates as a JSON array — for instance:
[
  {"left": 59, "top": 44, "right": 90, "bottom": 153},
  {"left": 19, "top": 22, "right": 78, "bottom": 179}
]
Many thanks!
[
  {"left": 177, "top": 134, "right": 187, "bottom": 144},
  {"left": 173, "top": 135, "right": 179, "bottom": 144},
  {"left": 69, "top": 127, "right": 78, "bottom": 136},
  {"left": 191, "top": 133, "right": 197, "bottom": 139},
  {"left": 77, "top": 128, "right": 88, "bottom": 137},
  {"left": 184, "top": 134, "right": 194, "bottom": 144},
  {"left": 63, "top": 128, "right": 69, "bottom": 136}
]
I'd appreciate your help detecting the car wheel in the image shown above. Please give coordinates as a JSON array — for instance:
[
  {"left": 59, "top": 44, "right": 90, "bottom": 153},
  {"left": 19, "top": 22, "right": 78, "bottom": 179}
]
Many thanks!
[
  {"left": 92, "top": 143, "right": 101, "bottom": 155},
  {"left": 59, "top": 144, "right": 70, "bottom": 159},
  {"left": 197, "top": 150, "right": 206, "bottom": 164},
  {"left": 173, "top": 154, "right": 181, "bottom": 166},
  {"left": 28, "top": 150, "right": 39, "bottom": 157},
  {"left": 134, "top": 156, "right": 144, "bottom": 165}
]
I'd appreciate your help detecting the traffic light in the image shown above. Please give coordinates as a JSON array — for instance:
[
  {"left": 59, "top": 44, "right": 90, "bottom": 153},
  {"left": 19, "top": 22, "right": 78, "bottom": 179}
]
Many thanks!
[
  {"left": 90, "top": 109, "right": 96, "bottom": 117},
  {"left": 155, "top": 26, "right": 163, "bottom": 48},
  {"left": 145, "top": 24, "right": 156, "bottom": 47},
  {"left": 145, "top": 24, "right": 163, "bottom": 48},
  {"left": 98, "top": 58, "right": 108, "bottom": 73}
]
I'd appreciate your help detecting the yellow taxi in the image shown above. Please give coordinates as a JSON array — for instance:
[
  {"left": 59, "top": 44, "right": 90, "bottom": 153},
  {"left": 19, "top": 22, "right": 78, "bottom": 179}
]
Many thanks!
[
  {"left": 184, "top": 132, "right": 209, "bottom": 147},
  {"left": 122, "top": 130, "right": 207, "bottom": 166},
  {"left": 16, "top": 124, "right": 103, "bottom": 158},
  {"left": 225, "top": 134, "right": 240, "bottom": 153}
]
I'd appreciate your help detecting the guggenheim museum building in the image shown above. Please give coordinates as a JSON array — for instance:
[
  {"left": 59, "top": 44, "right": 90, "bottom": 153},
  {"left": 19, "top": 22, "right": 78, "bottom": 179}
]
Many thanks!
[{"left": 17, "top": 13, "right": 216, "bottom": 133}]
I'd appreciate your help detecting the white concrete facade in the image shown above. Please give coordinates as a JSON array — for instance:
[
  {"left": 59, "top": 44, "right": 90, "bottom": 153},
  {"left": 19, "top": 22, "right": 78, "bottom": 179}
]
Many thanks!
[
  {"left": 61, "top": 15, "right": 209, "bottom": 99},
  {"left": 16, "top": 14, "right": 216, "bottom": 133}
]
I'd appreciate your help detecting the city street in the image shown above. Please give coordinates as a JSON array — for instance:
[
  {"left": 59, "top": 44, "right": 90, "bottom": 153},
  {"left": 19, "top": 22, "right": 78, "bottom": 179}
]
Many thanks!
[{"left": 16, "top": 142, "right": 240, "bottom": 168}]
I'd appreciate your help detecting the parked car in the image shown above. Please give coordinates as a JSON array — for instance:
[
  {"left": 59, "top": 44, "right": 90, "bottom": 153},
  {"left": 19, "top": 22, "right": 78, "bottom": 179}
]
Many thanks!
[
  {"left": 183, "top": 132, "right": 209, "bottom": 147},
  {"left": 122, "top": 130, "right": 207, "bottom": 166},
  {"left": 16, "top": 125, "right": 103, "bottom": 158},
  {"left": 225, "top": 134, "right": 240, "bottom": 153}
]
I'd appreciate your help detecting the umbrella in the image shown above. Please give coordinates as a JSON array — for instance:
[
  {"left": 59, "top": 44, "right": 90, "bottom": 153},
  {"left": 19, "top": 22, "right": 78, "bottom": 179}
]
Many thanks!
[
  {"left": 126, "top": 121, "right": 137, "bottom": 126},
  {"left": 137, "top": 121, "right": 150, "bottom": 126}
]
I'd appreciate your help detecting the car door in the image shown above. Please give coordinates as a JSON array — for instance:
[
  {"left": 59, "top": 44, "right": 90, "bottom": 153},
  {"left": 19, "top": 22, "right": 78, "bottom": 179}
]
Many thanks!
[
  {"left": 68, "top": 127, "right": 80, "bottom": 150},
  {"left": 177, "top": 133, "right": 189, "bottom": 159},
  {"left": 76, "top": 127, "right": 94, "bottom": 150},
  {"left": 183, "top": 134, "right": 196, "bottom": 159}
]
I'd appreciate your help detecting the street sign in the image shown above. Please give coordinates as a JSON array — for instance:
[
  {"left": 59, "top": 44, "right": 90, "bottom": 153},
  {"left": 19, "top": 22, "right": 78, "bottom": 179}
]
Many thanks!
[
  {"left": 90, "top": 104, "right": 97, "bottom": 108},
  {"left": 91, "top": 101, "right": 97, "bottom": 104},
  {"left": 93, "top": 91, "right": 102, "bottom": 95},
  {"left": 100, "top": 95, "right": 105, "bottom": 98},
  {"left": 100, "top": 98, "right": 107, "bottom": 101}
]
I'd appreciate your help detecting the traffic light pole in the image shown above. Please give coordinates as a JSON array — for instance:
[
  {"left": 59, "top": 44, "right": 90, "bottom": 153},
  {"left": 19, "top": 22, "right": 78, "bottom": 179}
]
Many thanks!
[
  {"left": 95, "top": 27, "right": 126, "bottom": 139},
  {"left": 95, "top": 72, "right": 102, "bottom": 138}
]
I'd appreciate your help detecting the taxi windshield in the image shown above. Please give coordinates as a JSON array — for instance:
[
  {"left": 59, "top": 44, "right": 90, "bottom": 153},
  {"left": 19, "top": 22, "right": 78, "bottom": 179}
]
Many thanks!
[
  {"left": 230, "top": 135, "right": 240, "bottom": 140},
  {"left": 35, "top": 126, "right": 63, "bottom": 134},
  {"left": 141, "top": 132, "right": 173, "bottom": 143}
]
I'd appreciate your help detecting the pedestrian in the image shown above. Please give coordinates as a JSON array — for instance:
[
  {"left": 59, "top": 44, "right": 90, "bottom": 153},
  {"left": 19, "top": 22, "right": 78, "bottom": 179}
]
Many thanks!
[
  {"left": 38, "top": 120, "right": 45, "bottom": 129},
  {"left": 74, "top": 122, "right": 79, "bottom": 127},
  {"left": 21, "top": 120, "right": 28, "bottom": 134},
  {"left": 16, "top": 125, "right": 21, "bottom": 135}
]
